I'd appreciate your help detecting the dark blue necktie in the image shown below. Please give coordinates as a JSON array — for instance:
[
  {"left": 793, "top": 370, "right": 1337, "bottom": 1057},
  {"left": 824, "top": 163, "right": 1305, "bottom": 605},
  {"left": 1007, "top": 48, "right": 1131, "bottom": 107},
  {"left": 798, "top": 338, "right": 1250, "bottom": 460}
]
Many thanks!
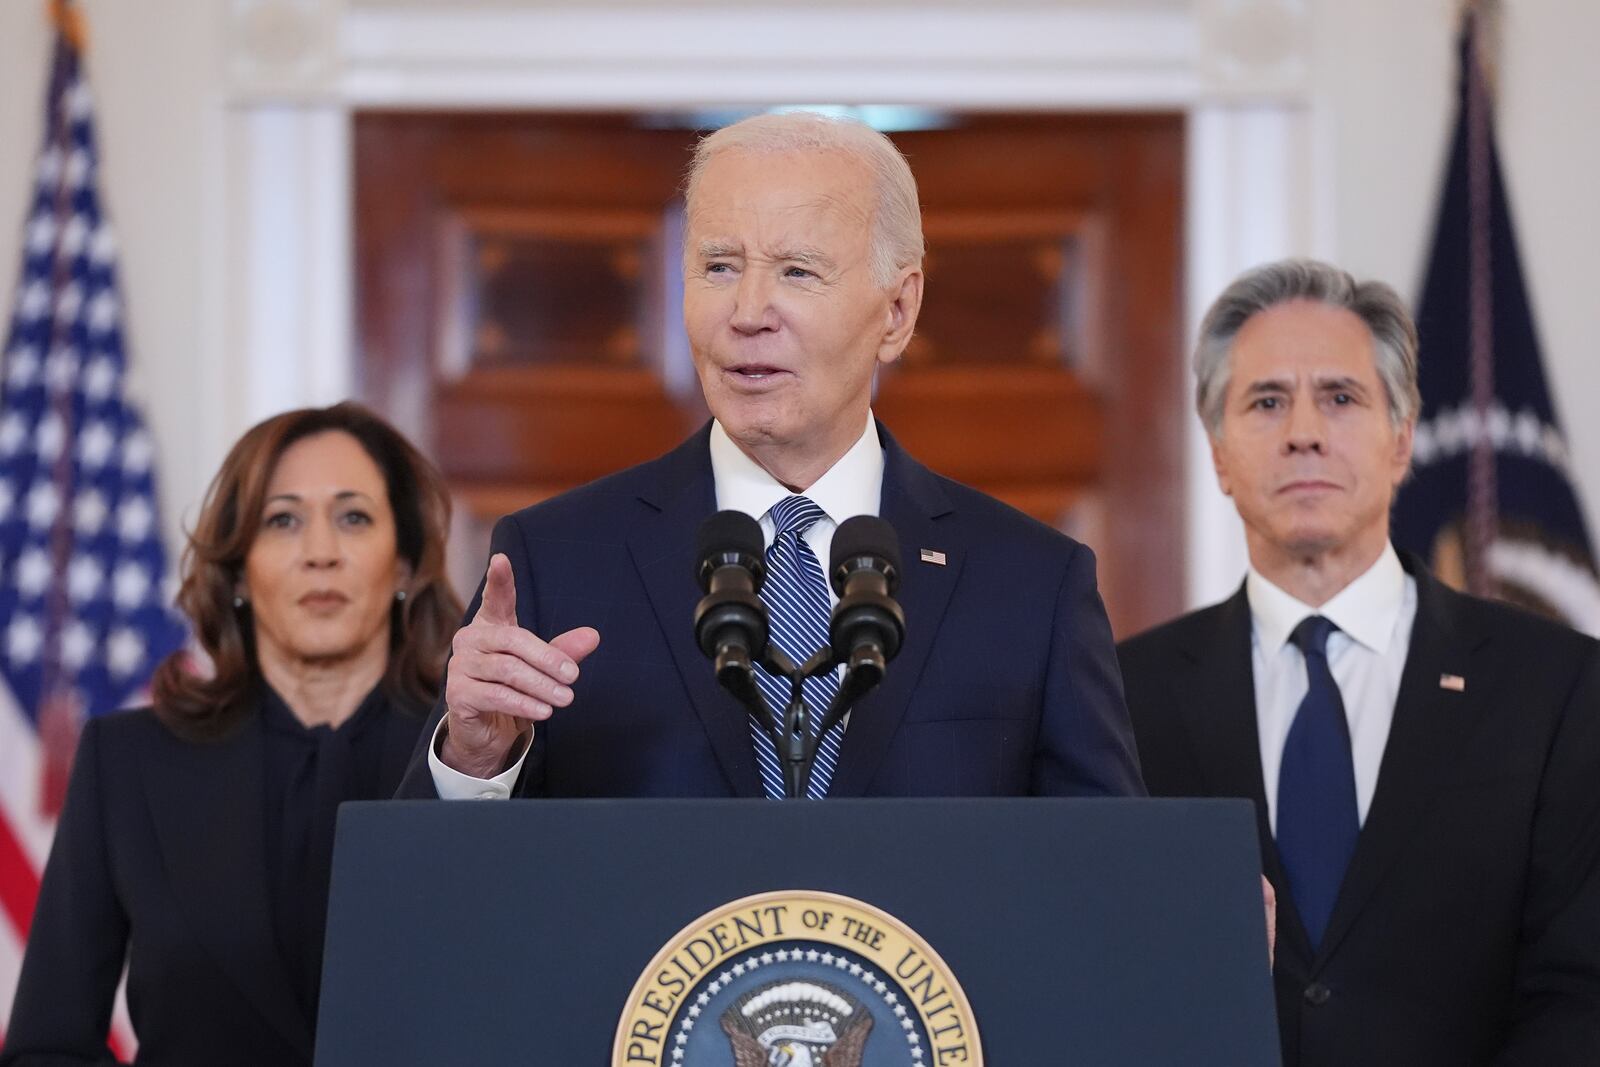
[
  {"left": 1276, "top": 615, "right": 1360, "bottom": 950},
  {"left": 750, "top": 496, "right": 844, "bottom": 799}
]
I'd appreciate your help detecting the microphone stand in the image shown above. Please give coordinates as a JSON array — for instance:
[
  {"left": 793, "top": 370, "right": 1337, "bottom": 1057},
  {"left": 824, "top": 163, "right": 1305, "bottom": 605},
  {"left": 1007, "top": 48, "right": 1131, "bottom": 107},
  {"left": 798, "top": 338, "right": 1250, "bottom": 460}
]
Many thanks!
[
  {"left": 703, "top": 514, "right": 903, "bottom": 798},
  {"left": 720, "top": 644, "right": 887, "bottom": 799},
  {"left": 713, "top": 643, "right": 800, "bottom": 794}
]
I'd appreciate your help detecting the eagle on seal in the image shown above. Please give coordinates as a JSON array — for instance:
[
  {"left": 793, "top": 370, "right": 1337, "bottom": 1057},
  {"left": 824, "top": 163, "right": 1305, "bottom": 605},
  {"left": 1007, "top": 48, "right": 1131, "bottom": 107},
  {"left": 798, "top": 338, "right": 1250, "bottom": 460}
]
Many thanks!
[{"left": 720, "top": 1012, "right": 873, "bottom": 1067}]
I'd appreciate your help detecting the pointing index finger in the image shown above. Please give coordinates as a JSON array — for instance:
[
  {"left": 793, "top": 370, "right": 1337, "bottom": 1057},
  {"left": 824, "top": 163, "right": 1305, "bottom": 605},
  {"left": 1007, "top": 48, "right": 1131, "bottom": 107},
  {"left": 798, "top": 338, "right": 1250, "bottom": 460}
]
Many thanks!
[{"left": 474, "top": 553, "right": 519, "bottom": 627}]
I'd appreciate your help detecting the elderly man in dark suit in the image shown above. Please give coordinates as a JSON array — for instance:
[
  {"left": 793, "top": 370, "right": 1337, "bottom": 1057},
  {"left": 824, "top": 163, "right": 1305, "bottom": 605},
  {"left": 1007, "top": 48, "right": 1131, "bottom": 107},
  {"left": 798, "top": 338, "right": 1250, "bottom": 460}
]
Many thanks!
[
  {"left": 398, "top": 112, "right": 1144, "bottom": 802},
  {"left": 1119, "top": 258, "right": 1600, "bottom": 1066}
]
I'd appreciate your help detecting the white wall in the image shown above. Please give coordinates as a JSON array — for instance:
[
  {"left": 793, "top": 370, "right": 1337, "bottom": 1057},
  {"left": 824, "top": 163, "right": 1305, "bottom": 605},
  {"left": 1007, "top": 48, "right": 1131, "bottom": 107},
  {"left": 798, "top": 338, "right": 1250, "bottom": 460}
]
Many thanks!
[{"left": 2, "top": 0, "right": 1597, "bottom": 605}]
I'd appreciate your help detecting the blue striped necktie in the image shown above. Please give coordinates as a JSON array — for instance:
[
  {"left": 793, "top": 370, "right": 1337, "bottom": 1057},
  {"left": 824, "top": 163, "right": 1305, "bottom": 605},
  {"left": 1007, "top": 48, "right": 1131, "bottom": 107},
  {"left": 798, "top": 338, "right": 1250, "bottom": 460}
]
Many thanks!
[
  {"left": 1276, "top": 615, "right": 1360, "bottom": 950},
  {"left": 750, "top": 495, "right": 844, "bottom": 799}
]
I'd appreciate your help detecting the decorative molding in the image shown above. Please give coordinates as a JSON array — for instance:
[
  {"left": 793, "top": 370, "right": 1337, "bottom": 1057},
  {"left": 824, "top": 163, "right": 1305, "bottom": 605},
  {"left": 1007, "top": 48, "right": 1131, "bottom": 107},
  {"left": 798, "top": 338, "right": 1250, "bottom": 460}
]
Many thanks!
[
  {"left": 335, "top": 6, "right": 1201, "bottom": 108},
  {"left": 1196, "top": 0, "right": 1311, "bottom": 100},
  {"left": 220, "top": 1, "right": 1312, "bottom": 108},
  {"left": 226, "top": 0, "right": 342, "bottom": 100}
]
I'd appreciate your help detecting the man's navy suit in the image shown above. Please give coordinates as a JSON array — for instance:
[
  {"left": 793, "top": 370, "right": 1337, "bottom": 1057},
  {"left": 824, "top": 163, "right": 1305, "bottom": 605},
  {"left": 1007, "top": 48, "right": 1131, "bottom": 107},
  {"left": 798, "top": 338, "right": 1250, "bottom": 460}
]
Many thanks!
[
  {"left": 1118, "top": 554, "right": 1600, "bottom": 1066},
  {"left": 399, "top": 423, "right": 1144, "bottom": 799}
]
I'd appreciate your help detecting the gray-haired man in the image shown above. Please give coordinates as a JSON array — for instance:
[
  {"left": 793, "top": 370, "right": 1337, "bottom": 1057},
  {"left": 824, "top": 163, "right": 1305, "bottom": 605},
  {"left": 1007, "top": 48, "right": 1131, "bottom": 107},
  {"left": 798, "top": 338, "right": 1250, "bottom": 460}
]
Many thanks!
[{"left": 1120, "top": 258, "right": 1600, "bottom": 1066}]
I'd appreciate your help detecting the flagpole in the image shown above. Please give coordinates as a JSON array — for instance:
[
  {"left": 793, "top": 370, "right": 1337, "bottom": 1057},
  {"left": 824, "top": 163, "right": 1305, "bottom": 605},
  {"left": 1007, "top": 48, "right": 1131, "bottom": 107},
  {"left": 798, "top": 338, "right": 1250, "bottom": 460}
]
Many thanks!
[
  {"left": 1463, "top": 0, "right": 1499, "bottom": 598},
  {"left": 35, "top": 0, "right": 90, "bottom": 817}
]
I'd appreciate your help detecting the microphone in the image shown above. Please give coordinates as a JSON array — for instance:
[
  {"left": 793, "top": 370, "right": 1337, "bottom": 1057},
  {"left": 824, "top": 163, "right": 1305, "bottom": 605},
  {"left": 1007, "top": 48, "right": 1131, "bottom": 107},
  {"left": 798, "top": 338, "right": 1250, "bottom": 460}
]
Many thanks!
[
  {"left": 828, "top": 516, "right": 906, "bottom": 685},
  {"left": 693, "top": 511, "right": 769, "bottom": 687}
]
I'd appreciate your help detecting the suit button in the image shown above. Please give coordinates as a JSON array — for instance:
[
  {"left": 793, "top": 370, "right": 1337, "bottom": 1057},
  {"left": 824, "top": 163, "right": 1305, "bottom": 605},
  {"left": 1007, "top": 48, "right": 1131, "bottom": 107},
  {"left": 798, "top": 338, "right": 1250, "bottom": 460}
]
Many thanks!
[{"left": 1303, "top": 982, "right": 1332, "bottom": 1007}]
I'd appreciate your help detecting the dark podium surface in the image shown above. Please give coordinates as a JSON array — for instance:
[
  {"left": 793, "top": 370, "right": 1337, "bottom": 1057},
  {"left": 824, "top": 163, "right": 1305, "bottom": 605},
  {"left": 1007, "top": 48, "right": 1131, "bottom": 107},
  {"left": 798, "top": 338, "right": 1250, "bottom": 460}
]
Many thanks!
[{"left": 317, "top": 798, "right": 1280, "bottom": 1065}]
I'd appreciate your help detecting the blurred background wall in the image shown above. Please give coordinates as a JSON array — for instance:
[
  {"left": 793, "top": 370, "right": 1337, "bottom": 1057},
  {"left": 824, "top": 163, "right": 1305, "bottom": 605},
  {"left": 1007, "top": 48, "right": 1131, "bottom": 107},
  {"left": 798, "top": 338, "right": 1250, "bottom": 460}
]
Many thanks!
[{"left": 1, "top": 0, "right": 1596, "bottom": 628}]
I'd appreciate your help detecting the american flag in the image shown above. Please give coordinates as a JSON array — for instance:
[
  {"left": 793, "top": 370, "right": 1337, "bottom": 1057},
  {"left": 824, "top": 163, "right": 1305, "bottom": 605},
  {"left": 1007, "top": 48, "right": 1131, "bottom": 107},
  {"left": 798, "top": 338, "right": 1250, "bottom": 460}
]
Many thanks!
[{"left": 0, "top": 8, "right": 187, "bottom": 1050}]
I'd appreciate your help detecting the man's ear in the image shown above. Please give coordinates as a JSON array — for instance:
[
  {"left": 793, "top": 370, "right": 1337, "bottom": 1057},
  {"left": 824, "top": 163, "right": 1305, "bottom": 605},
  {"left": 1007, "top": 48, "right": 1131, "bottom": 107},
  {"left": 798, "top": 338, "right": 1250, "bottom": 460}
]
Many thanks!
[
  {"left": 877, "top": 266, "right": 924, "bottom": 365},
  {"left": 1391, "top": 417, "right": 1416, "bottom": 488},
  {"left": 1209, "top": 433, "right": 1235, "bottom": 498}
]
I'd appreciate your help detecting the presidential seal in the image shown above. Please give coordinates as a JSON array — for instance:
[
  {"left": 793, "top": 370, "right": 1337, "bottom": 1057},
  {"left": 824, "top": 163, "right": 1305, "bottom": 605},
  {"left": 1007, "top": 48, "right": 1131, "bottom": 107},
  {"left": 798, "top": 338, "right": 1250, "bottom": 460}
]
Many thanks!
[{"left": 614, "top": 890, "right": 981, "bottom": 1067}]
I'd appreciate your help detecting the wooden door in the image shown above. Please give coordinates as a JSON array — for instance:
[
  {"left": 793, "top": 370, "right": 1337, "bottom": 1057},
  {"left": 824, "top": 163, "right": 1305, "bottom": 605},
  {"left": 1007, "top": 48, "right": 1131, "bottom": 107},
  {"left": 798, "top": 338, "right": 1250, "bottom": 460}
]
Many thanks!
[{"left": 355, "top": 112, "right": 1184, "bottom": 636}]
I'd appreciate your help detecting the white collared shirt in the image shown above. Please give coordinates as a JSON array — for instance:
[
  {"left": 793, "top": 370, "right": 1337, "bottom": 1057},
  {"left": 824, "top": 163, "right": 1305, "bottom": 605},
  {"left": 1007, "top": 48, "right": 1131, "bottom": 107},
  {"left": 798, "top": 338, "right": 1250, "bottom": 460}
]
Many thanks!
[
  {"left": 1248, "top": 542, "right": 1417, "bottom": 833},
  {"left": 708, "top": 414, "right": 884, "bottom": 606},
  {"left": 429, "top": 414, "right": 885, "bottom": 798}
]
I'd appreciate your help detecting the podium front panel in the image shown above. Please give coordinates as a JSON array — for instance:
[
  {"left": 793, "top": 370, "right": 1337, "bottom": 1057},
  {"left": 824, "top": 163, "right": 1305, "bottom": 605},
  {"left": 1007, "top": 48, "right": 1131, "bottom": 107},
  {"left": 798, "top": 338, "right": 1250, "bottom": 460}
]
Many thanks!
[{"left": 318, "top": 798, "right": 1279, "bottom": 1065}]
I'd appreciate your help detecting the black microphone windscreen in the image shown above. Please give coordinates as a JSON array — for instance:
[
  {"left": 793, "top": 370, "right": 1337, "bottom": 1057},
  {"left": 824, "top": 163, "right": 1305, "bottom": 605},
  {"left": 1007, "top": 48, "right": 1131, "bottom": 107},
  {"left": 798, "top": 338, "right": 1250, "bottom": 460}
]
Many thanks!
[
  {"left": 829, "top": 515, "right": 901, "bottom": 591},
  {"left": 696, "top": 510, "right": 765, "bottom": 566}
]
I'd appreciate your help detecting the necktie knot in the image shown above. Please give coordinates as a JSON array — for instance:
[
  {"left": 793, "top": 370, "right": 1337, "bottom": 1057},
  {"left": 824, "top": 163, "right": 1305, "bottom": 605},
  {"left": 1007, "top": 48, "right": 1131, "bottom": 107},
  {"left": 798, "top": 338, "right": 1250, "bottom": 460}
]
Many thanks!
[
  {"left": 768, "top": 495, "right": 827, "bottom": 539},
  {"left": 1291, "top": 615, "right": 1338, "bottom": 659}
]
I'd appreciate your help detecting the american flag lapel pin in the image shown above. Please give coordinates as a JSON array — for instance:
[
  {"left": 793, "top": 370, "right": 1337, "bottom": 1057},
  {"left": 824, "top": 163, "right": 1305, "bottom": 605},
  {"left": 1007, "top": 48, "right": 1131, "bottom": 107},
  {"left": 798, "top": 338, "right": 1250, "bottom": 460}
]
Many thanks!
[
  {"left": 919, "top": 548, "right": 947, "bottom": 566},
  {"left": 1439, "top": 673, "right": 1466, "bottom": 692}
]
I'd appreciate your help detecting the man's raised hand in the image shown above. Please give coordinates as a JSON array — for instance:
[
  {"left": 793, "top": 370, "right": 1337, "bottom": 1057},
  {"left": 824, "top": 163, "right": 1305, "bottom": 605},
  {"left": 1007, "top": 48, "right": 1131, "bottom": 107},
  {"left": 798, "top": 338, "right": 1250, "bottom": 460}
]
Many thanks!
[{"left": 439, "top": 552, "right": 601, "bottom": 779}]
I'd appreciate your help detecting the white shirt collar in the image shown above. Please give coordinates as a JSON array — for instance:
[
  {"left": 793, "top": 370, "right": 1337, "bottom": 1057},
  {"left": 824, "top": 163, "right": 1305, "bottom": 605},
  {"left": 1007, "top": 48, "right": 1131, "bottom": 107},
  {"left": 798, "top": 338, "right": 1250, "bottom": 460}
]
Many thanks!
[
  {"left": 1246, "top": 542, "right": 1407, "bottom": 654},
  {"left": 708, "top": 413, "right": 884, "bottom": 525}
]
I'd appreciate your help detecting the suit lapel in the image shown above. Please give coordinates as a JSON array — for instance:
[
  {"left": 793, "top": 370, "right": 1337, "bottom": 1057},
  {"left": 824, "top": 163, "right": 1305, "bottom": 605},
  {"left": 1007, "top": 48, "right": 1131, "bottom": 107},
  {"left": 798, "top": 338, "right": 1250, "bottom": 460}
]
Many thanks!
[
  {"left": 142, "top": 712, "right": 312, "bottom": 1056},
  {"left": 1174, "top": 589, "right": 1314, "bottom": 966},
  {"left": 1176, "top": 589, "right": 1270, "bottom": 810},
  {"left": 1313, "top": 562, "right": 1490, "bottom": 967},
  {"left": 826, "top": 429, "right": 962, "bottom": 797},
  {"left": 628, "top": 428, "right": 763, "bottom": 797}
]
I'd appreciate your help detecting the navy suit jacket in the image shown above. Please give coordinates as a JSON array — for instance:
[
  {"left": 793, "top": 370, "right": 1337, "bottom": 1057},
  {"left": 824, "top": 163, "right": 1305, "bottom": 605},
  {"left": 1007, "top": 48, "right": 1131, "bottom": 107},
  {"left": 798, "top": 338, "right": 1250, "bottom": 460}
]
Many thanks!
[
  {"left": 1119, "top": 554, "right": 1600, "bottom": 1066},
  {"left": 400, "top": 423, "right": 1144, "bottom": 799}
]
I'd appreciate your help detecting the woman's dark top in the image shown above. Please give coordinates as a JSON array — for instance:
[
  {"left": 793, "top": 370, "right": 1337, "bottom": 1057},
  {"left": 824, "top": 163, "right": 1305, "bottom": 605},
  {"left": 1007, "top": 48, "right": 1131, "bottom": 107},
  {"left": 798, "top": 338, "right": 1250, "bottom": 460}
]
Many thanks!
[
  {"left": 259, "top": 685, "right": 394, "bottom": 1019},
  {"left": 0, "top": 686, "right": 425, "bottom": 1067}
]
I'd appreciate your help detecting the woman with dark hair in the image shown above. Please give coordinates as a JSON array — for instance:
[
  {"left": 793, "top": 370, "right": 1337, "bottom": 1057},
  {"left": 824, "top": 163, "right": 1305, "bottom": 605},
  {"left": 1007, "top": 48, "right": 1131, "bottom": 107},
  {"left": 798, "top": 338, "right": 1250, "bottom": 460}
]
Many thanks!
[{"left": 2, "top": 403, "right": 461, "bottom": 1067}]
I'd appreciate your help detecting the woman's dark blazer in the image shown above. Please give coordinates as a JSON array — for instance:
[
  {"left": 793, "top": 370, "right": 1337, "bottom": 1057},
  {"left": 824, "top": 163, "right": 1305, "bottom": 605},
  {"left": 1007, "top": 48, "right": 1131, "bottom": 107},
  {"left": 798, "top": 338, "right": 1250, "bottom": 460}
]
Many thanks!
[{"left": 1, "top": 696, "right": 422, "bottom": 1067}]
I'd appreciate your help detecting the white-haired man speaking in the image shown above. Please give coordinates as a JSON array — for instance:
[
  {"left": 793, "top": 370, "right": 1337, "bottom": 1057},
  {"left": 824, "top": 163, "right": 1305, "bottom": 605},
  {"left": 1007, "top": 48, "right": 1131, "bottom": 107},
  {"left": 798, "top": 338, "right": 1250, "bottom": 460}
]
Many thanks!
[{"left": 398, "top": 112, "right": 1145, "bottom": 802}]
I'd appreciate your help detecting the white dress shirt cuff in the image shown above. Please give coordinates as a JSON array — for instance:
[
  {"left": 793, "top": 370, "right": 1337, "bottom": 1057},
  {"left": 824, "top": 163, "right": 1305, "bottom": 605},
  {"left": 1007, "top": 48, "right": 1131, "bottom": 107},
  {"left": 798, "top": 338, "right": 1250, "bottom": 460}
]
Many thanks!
[{"left": 426, "top": 715, "right": 527, "bottom": 800}]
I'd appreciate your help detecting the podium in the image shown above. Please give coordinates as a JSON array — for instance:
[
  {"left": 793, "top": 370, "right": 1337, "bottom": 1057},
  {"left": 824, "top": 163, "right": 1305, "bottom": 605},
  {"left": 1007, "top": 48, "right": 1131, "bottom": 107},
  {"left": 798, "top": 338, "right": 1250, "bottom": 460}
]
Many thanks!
[{"left": 316, "top": 798, "right": 1280, "bottom": 1065}]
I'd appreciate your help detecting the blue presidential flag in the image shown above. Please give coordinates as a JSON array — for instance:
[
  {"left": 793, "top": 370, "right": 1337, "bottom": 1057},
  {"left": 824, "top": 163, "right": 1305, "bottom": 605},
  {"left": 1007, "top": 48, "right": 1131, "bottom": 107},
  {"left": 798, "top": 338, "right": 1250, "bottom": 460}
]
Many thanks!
[{"left": 1392, "top": 9, "right": 1600, "bottom": 635}]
